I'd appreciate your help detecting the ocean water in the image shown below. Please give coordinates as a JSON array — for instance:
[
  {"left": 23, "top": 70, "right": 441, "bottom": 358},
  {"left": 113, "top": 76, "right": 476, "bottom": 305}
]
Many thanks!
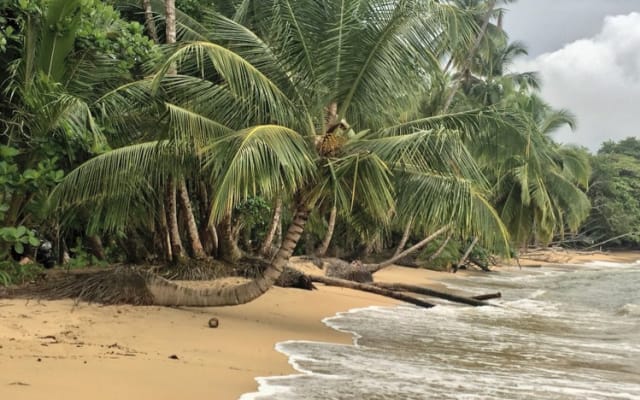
[{"left": 241, "top": 261, "right": 640, "bottom": 400}]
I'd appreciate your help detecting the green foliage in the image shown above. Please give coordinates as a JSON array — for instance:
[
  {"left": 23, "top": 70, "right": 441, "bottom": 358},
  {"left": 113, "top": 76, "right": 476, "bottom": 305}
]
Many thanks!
[
  {"left": 583, "top": 139, "right": 640, "bottom": 247},
  {"left": 0, "top": 226, "right": 39, "bottom": 255},
  {"left": 0, "top": 259, "right": 42, "bottom": 286}
]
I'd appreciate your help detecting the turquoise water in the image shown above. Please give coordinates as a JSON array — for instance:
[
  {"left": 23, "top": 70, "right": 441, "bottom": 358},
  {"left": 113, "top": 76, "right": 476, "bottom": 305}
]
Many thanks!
[{"left": 242, "top": 261, "right": 640, "bottom": 400}]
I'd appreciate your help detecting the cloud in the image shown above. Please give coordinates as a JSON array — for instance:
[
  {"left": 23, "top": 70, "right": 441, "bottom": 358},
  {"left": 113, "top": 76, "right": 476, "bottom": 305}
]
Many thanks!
[{"left": 512, "top": 12, "right": 640, "bottom": 152}]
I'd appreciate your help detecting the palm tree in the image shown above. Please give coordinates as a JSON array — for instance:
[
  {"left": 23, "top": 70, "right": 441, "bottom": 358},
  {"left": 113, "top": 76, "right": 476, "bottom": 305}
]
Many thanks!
[
  {"left": 486, "top": 94, "right": 591, "bottom": 246},
  {"left": 52, "top": 0, "right": 511, "bottom": 306},
  {"left": 0, "top": 0, "right": 142, "bottom": 231}
]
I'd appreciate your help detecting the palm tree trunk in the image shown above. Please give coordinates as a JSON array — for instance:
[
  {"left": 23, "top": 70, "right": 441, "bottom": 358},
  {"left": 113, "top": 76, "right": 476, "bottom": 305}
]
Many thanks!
[
  {"left": 259, "top": 197, "right": 282, "bottom": 257},
  {"left": 443, "top": 0, "right": 497, "bottom": 112},
  {"left": 456, "top": 237, "right": 479, "bottom": 270},
  {"left": 365, "top": 226, "right": 449, "bottom": 273},
  {"left": 217, "top": 213, "right": 243, "bottom": 262},
  {"left": 177, "top": 179, "right": 206, "bottom": 258},
  {"left": 87, "top": 235, "right": 106, "bottom": 261},
  {"left": 315, "top": 205, "right": 337, "bottom": 257},
  {"left": 427, "top": 233, "right": 452, "bottom": 262},
  {"left": 146, "top": 202, "right": 311, "bottom": 306},
  {"left": 166, "top": 179, "right": 185, "bottom": 261},
  {"left": 142, "top": 0, "right": 159, "bottom": 43},
  {"left": 158, "top": 199, "right": 172, "bottom": 261},
  {"left": 164, "top": 0, "right": 176, "bottom": 44},
  {"left": 393, "top": 218, "right": 413, "bottom": 257}
]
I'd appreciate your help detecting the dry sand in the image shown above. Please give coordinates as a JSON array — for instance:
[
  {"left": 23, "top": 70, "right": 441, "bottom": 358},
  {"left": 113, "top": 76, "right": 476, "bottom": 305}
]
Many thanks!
[{"left": 1, "top": 252, "right": 638, "bottom": 400}]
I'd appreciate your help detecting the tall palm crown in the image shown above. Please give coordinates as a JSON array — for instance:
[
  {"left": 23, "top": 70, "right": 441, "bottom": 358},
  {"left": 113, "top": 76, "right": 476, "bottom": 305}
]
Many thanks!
[{"left": 52, "top": 0, "right": 511, "bottom": 305}]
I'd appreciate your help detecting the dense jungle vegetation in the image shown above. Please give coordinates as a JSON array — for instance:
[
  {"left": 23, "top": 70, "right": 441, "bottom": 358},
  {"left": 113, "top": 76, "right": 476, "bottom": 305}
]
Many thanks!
[{"left": 0, "top": 0, "right": 633, "bottom": 299}]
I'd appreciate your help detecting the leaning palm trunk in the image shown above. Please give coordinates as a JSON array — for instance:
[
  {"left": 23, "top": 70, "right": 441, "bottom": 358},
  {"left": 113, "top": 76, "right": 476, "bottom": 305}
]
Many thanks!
[
  {"left": 365, "top": 226, "right": 449, "bottom": 273},
  {"left": 259, "top": 197, "right": 282, "bottom": 257},
  {"left": 315, "top": 206, "right": 337, "bottom": 257},
  {"left": 146, "top": 203, "right": 311, "bottom": 306},
  {"left": 393, "top": 218, "right": 413, "bottom": 257},
  {"left": 456, "top": 236, "right": 479, "bottom": 270},
  {"left": 427, "top": 233, "right": 452, "bottom": 262},
  {"left": 177, "top": 179, "right": 206, "bottom": 259}
]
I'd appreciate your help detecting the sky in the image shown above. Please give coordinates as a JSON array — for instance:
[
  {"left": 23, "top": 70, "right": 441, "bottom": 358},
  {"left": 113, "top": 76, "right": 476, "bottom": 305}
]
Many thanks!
[{"left": 502, "top": 0, "right": 640, "bottom": 152}]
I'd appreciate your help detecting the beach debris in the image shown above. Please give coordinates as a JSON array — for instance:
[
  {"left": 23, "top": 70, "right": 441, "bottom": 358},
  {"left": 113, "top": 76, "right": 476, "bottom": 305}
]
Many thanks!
[
  {"left": 168, "top": 354, "right": 179, "bottom": 360},
  {"left": 9, "top": 381, "right": 30, "bottom": 386},
  {"left": 472, "top": 292, "right": 501, "bottom": 301},
  {"left": 310, "top": 275, "right": 435, "bottom": 308},
  {"left": 318, "top": 258, "right": 373, "bottom": 283},
  {"left": 208, "top": 317, "right": 219, "bottom": 328},
  {"left": 373, "top": 282, "right": 493, "bottom": 307}
]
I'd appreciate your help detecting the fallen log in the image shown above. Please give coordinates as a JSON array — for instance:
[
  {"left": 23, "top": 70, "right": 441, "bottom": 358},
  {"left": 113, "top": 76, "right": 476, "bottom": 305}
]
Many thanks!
[
  {"left": 372, "top": 282, "right": 492, "bottom": 307},
  {"left": 309, "top": 275, "right": 435, "bottom": 308},
  {"left": 471, "top": 292, "right": 501, "bottom": 301}
]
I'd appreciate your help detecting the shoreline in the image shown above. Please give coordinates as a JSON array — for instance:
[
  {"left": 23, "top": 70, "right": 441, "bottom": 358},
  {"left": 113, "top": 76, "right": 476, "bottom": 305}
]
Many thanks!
[{"left": 1, "top": 252, "right": 639, "bottom": 399}]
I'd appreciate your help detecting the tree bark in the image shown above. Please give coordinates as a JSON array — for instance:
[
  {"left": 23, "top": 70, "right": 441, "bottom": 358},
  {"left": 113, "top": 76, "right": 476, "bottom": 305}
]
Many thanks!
[
  {"left": 217, "top": 214, "right": 243, "bottom": 263},
  {"left": 86, "top": 235, "right": 106, "bottom": 261},
  {"left": 166, "top": 179, "right": 185, "bottom": 261},
  {"left": 310, "top": 275, "right": 434, "bottom": 308},
  {"left": 456, "top": 236, "right": 479, "bottom": 271},
  {"left": 142, "top": 0, "right": 159, "bottom": 43},
  {"left": 373, "top": 282, "right": 491, "bottom": 307},
  {"left": 472, "top": 292, "right": 501, "bottom": 301},
  {"left": 427, "top": 233, "right": 452, "bottom": 262},
  {"left": 365, "top": 226, "right": 449, "bottom": 273},
  {"left": 315, "top": 205, "right": 337, "bottom": 257},
  {"left": 177, "top": 179, "right": 206, "bottom": 259},
  {"left": 442, "top": 0, "right": 497, "bottom": 112},
  {"left": 393, "top": 218, "right": 413, "bottom": 257},
  {"left": 259, "top": 197, "right": 282, "bottom": 257},
  {"left": 146, "top": 201, "right": 312, "bottom": 306},
  {"left": 164, "top": 0, "right": 176, "bottom": 44}
]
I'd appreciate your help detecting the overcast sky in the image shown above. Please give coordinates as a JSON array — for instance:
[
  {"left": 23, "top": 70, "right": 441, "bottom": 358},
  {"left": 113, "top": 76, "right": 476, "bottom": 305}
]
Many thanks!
[{"left": 503, "top": 0, "right": 640, "bottom": 152}]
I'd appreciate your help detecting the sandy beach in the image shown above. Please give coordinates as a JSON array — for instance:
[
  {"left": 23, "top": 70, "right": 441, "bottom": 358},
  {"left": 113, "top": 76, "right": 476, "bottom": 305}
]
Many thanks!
[{"left": 1, "top": 251, "right": 638, "bottom": 400}]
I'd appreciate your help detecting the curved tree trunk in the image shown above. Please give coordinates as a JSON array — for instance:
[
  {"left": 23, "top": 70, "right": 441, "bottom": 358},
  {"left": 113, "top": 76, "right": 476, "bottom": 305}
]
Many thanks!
[
  {"left": 393, "top": 218, "right": 413, "bottom": 257},
  {"left": 315, "top": 205, "right": 337, "bottom": 257},
  {"left": 365, "top": 226, "right": 449, "bottom": 273},
  {"left": 259, "top": 197, "right": 282, "bottom": 257},
  {"left": 146, "top": 202, "right": 311, "bottom": 306},
  {"left": 177, "top": 179, "right": 206, "bottom": 259}
]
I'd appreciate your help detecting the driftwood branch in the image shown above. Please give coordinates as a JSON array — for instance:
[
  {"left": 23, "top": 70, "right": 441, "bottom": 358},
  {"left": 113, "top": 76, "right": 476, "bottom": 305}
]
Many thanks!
[
  {"left": 310, "top": 275, "right": 434, "bottom": 308},
  {"left": 471, "top": 292, "right": 501, "bottom": 301},
  {"left": 365, "top": 226, "right": 449, "bottom": 273},
  {"left": 373, "top": 282, "right": 492, "bottom": 307}
]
